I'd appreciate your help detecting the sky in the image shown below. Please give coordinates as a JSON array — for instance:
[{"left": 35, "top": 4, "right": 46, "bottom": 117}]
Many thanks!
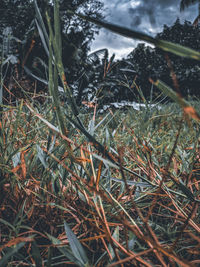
[{"left": 90, "top": 0, "right": 199, "bottom": 59}]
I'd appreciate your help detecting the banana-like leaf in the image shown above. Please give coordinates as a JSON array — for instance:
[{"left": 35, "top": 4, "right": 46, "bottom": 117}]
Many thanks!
[{"left": 87, "top": 48, "right": 108, "bottom": 63}]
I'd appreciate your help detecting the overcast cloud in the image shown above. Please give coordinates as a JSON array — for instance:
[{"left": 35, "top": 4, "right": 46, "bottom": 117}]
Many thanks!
[{"left": 90, "top": 0, "right": 198, "bottom": 59}]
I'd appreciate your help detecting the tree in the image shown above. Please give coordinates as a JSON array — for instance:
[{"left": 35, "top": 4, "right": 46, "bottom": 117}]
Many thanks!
[
  {"left": 180, "top": 0, "right": 200, "bottom": 25},
  {"left": 126, "top": 43, "right": 166, "bottom": 100},
  {"left": 125, "top": 19, "right": 200, "bottom": 100},
  {"left": 0, "top": 0, "right": 104, "bottom": 102},
  {"left": 156, "top": 19, "right": 200, "bottom": 96}
]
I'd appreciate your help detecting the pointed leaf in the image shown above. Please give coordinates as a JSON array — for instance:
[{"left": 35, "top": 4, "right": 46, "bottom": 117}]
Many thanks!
[
  {"left": 24, "top": 66, "right": 64, "bottom": 92},
  {"left": 46, "top": 233, "right": 79, "bottom": 263},
  {"left": 88, "top": 118, "right": 95, "bottom": 136},
  {"left": 151, "top": 79, "right": 200, "bottom": 121},
  {"left": 31, "top": 241, "right": 43, "bottom": 267},
  {"left": 0, "top": 242, "right": 25, "bottom": 267},
  {"left": 36, "top": 144, "right": 48, "bottom": 168},
  {"left": 64, "top": 221, "right": 89, "bottom": 266},
  {"left": 12, "top": 152, "right": 21, "bottom": 167},
  {"left": 34, "top": 0, "right": 49, "bottom": 55}
]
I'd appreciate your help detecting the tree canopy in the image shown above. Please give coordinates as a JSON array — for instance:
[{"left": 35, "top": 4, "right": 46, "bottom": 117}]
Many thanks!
[
  {"left": 124, "top": 19, "right": 200, "bottom": 100},
  {"left": 0, "top": 0, "right": 103, "bottom": 76},
  {"left": 0, "top": 0, "right": 104, "bottom": 102}
]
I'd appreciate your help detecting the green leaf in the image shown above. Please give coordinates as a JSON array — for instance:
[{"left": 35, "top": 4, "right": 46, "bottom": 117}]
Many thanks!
[
  {"left": 92, "top": 153, "right": 119, "bottom": 169},
  {"left": 35, "top": 19, "right": 49, "bottom": 57},
  {"left": 12, "top": 152, "right": 21, "bottom": 168},
  {"left": 94, "top": 112, "right": 110, "bottom": 131},
  {"left": 0, "top": 219, "right": 16, "bottom": 231},
  {"left": 155, "top": 39, "right": 200, "bottom": 60},
  {"left": 46, "top": 247, "right": 52, "bottom": 267},
  {"left": 151, "top": 79, "right": 189, "bottom": 107},
  {"left": 24, "top": 66, "right": 65, "bottom": 92},
  {"left": 64, "top": 221, "right": 89, "bottom": 266},
  {"left": 36, "top": 144, "right": 48, "bottom": 169},
  {"left": 176, "top": 180, "right": 196, "bottom": 202},
  {"left": 0, "top": 242, "right": 25, "bottom": 267},
  {"left": 152, "top": 79, "right": 200, "bottom": 120},
  {"left": 46, "top": 233, "right": 79, "bottom": 263},
  {"left": 65, "top": 114, "right": 117, "bottom": 164},
  {"left": 34, "top": 0, "right": 49, "bottom": 56},
  {"left": 110, "top": 177, "right": 153, "bottom": 188},
  {"left": 31, "top": 241, "right": 43, "bottom": 267},
  {"left": 88, "top": 118, "right": 95, "bottom": 136}
]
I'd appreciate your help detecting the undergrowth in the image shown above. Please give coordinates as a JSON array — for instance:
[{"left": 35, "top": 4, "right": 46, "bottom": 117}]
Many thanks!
[
  {"left": 0, "top": 100, "right": 200, "bottom": 266},
  {"left": 1, "top": 0, "right": 200, "bottom": 266}
]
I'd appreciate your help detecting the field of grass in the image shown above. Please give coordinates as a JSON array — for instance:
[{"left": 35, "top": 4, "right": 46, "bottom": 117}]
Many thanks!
[
  {"left": 0, "top": 99, "right": 200, "bottom": 266},
  {"left": 1, "top": 1, "right": 200, "bottom": 266}
]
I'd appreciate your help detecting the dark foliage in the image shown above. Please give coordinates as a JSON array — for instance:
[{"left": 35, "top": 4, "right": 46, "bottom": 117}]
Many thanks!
[
  {"left": 78, "top": 19, "right": 200, "bottom": 105},
  {"left": 0, "top": 0, "right": 103, "bottom": 103},
  {"left": 156, "top": 19, "right": 200, "bottom": 97},
  {"left": 125, "top": 19, "right": 200, "bottom": 100}
]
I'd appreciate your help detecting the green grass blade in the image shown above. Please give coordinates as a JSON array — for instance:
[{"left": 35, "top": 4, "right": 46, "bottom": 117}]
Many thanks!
[
  {"left": 152, "top": 79, "right": 200, "bottom": 121},
  {"left": 64, "top": 221, "right": 89, "bottom": 266},
  {"left": 0, "top": 242, "right": 25, "bottom": 267},
  {"left": 48, "top": 20, "right": 66, "bottom": 134},
  {"left": 108, "top": 226, "right": 119, "bottom": 259},
  {"left": 75, "top": 12, "right": 155, "bottom": 43},
  {"left": 0, "top": 219, "right": 16, "bottom": 231},
  {"left": 46, "top": 233, "right": 79, "bottom": 263},
  {"left": 155, "top": 39, "right": 200, "bottom": 60},
  {"left": 152, "top": 79, "right": 189, "bottom": 107},
  {"left": 74, "top": 12, "right": 200, "bottom": 61},
  {"left": 36, "top": 144, "right": 48, "bottom": 168},
  {"left": 54, "top": 0, "right": 62, "bottom": 57},
  {"left": 65, "top": 114, "right": 117, "bottom": 164},
  {"left": 35, "top": 19, "right": 49, "bottom": 57},
  {"left": 24, "top": 66, "right": 64, "bottom": 92},
  {"left": 45, "top": 12, "right": 81, "bottom": 120},
  {"left": 34, "top": 0, "right": 49, "bottom": 55},
  {"left": 31, "top": 241, "right": 43, "bottom": 267}
]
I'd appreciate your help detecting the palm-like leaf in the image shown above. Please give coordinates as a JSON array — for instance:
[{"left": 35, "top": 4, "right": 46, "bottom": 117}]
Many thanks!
[{"left": 87, "top": 48, "right": 108, "bottom": 63}]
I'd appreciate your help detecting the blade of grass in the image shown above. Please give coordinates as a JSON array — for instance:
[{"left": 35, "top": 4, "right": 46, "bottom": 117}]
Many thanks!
[
  {"left": 31, "top": 241, "right": 43, "bottom": 267},
  {"left": 45, "top": 11, "right": 82, "bottom": 127},
  {"left": 0, "top": 242, "right": 26, "bottom": 267},
  {"left": 71, "top": 11, "right": 200, "bottom": 61},
  {"left": 48, "top": 16, "right": 66, "bottom": 135},
  {"left": 33, "top": 0, "right": 49, "bottom": 56},
  {"left": 46, "top": 233, "right": 79, "bottom": 264},
  {"left": 150, "top": 79, "right": 200, "bottom": 121},
  {"left": 64, "top": 221, "right": 89, "bottom": 266}
]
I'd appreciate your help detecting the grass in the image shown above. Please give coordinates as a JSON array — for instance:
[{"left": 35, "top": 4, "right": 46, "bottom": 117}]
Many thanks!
[
  {"left": 0, "top": 1, "right": 200, "bottom": 266},
  {"left": 0, "top": 99, "right": 200, "bottom": 266}
]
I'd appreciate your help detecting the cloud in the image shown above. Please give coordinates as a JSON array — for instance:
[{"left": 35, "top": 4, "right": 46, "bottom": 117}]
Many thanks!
[{"left": 90, "top": 0, "right": 198, "bottom": 58}]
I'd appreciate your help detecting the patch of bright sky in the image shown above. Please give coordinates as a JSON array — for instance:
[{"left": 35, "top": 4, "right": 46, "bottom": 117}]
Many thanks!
[
  {"left": 130, "top": 1, "right": 141, "bottom": 8},
  {"left": 90, "top": 0, "right": 197, "bottom": 59}
]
